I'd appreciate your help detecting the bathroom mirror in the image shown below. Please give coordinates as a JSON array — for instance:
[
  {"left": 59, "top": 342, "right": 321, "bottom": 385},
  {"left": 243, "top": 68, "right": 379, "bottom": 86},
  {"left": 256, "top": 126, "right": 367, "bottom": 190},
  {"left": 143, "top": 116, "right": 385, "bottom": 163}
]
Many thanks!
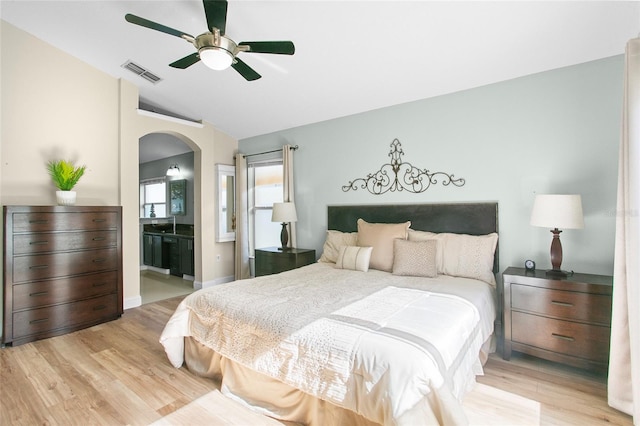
[
  {"left": 169, "top": 179, "right": 186, "bottom": 216},
  {"left": 216, "top": 164, "right": 236, "bottom": 242}
]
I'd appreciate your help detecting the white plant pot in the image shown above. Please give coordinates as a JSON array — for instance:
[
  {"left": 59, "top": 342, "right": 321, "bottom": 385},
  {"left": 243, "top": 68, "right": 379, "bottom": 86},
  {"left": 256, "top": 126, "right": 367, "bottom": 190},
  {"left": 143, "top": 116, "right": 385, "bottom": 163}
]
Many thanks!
[{"left": 56, "top": 190, "right": 77, "bottom": 206}]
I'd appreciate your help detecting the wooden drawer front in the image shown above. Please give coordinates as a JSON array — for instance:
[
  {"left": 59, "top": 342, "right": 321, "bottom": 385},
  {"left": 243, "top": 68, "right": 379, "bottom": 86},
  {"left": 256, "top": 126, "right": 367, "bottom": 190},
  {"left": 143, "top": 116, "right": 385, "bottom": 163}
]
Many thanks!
[
  {"left": 12, "top": 294, "right": 118, "bottom": 339},
  {"left": 12, "top": 212, "right": 118, "bottom": 233},
  {"left": 511, "top": 284, "right": 611, "bottom": 325},
  {"left": 512, "top": 311, "right": 610, "bottom": 363},
  {"left": 256, "top": 253, "right": 291, "bottom": 275},
  {"left": 13, "top": 230, "right": 117, "bottom": 255},
  {"left": 12, "top": 248, "right": 119, "bottom": 283},
  {"left": 13, "top": 271, "right": 118, "bottom": 310}
]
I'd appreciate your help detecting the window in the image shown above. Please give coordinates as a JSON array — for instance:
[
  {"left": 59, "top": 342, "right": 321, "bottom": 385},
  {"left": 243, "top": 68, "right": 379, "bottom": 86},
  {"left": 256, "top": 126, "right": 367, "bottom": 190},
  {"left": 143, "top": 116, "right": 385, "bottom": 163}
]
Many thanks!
[
  {"left": 248, "top": 161, "right": 283, "bottom": 252},
  {"left": 140, "top": 178, "right": 167, "bottom": 218}
]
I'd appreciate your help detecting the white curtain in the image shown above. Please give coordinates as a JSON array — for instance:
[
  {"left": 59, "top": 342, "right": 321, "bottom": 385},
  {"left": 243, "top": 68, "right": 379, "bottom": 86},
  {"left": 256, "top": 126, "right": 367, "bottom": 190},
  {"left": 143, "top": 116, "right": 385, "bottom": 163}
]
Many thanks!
[
  {"left": 234, "top": 154, "right": 250, "bottom": 280},
  {"left": 283, "top": 144, "right": 296, "bottom": 248},
  {"left": 609, "top": 37, "right": 640, "bottom": 423}
]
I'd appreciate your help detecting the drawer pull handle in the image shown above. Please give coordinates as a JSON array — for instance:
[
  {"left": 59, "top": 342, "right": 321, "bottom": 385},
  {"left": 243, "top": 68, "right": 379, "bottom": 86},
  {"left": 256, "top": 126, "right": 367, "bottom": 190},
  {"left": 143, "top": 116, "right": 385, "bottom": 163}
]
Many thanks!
[
  {"left": 93, "top": 304, "right": 107, "bottom": 311},
  {"left": 92, "top": 282, "right": 107, "bottom": 287},
  {"left": 92, "top": 237, "right": 106, "bottom": 241},
  {"left": 28, "top": 219, "right": 48, "bottom": 224},
  {"left": 552, "top": 333, "right": 575, "bottom": 342},
  {"left": 29, "top": 318, "right": 49, "bottom": 324},
  {"left": 92, "top": 258, "right": 106, "bottom": 263},
  {"left": 93, "top": 218, "right": 106, "bottom": 223},
  {"left": 29, "top": 291, "right": 48, "bottom": 297},
  {"left": 551, "top": 300, "right": 573, "bottom": 307},
  {"left": 29, "top": 241, "right": 49, "bottom": 246},
  {"left": 29, "top": 264, "right": 48, "bottom": 270}
]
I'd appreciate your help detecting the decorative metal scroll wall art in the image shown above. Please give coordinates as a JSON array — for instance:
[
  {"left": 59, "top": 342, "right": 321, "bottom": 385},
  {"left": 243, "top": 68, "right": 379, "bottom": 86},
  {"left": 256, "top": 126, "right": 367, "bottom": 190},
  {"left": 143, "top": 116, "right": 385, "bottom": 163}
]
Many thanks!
[{"left": 342, "top": 139, "right": 465, "bottom": 194}]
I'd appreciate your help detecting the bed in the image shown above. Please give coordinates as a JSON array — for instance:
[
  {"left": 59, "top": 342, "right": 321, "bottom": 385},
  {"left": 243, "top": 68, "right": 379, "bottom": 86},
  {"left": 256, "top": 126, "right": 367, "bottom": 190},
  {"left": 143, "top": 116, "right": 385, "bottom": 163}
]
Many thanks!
[{"left": 160, "top": 202, "right": 499, "bottom": 425}]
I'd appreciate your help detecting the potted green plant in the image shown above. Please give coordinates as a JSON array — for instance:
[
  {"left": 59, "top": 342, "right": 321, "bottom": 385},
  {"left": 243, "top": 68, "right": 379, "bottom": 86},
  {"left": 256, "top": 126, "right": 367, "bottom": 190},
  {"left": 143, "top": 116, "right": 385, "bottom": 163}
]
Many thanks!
[{"left": 46, "top": 160, "right": 86, "bottom": 205}]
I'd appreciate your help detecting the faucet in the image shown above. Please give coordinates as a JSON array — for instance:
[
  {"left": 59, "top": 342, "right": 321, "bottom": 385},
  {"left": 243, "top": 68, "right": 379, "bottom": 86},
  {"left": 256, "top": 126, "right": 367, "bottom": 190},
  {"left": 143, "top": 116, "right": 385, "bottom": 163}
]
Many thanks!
[{"left": 172, "top": 215, "right": 176, "bottom": 234}]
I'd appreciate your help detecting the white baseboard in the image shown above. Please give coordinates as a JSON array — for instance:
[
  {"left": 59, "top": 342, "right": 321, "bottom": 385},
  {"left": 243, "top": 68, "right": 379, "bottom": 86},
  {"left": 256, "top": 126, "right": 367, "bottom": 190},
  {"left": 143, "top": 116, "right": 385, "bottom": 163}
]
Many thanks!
[
  {"left": 124, "top": 295, "right": 142, "bottom": 310},
  {"left": 141, "top": 265, "right": 170, "bottom": 274},
  {"left": 200, "top": 275, "right": 234, "bottom": 289}
]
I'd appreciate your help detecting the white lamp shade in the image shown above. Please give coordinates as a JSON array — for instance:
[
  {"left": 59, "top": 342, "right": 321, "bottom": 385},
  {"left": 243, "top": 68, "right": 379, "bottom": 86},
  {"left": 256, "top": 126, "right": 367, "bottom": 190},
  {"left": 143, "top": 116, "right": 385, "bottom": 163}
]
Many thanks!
[
  {"left": 272, "top": 202, "right": 297, "bottom": 223},
  {"left": 199, "top": 47, "right": 233, "bottom": 70},
  {"left": 530, "top": 194, "right": 584, "bottom": 229}
]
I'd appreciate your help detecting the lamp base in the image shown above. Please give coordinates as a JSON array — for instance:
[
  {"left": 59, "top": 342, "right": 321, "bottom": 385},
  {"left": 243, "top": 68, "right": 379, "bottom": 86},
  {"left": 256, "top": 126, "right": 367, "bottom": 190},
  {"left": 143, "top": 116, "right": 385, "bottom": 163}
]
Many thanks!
[
  {"left": 279, "top": 222, "right": 289, "bottom": 251},
  {"left": 545, "top": 269, "right": 574, "bottom": 278}
]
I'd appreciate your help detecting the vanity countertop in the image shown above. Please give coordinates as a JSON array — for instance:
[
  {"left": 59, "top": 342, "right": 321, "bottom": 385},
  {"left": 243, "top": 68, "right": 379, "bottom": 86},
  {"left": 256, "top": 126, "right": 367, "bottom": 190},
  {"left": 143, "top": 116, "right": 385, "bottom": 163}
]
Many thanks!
[{"left": 143, "top": 223, "right": 194, "bottom": 237}]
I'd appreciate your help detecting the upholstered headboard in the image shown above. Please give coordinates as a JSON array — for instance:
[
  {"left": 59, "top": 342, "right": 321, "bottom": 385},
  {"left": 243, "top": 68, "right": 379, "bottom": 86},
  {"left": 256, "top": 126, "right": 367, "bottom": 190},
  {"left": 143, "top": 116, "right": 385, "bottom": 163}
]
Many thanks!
[{"left": 327, "top": 202, "right": 499, "bottom": 273}]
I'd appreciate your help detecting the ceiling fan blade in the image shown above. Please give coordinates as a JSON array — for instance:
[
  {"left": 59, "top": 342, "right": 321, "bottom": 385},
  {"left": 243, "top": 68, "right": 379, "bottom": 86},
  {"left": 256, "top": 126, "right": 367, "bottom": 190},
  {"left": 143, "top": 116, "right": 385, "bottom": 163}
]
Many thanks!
[
  {"left": 203, "top": 0, "right": 228, "bottom": 35},
  {"left": 169, "top": 52, "right": 201, "bottom": 69},
  {"left": 125, "top": 13, "right": 193, "bottom": 40},
  {"left": 238, "top": 41, "right": 295, "bottom": 55},
  {"left": 232, "top": 58, "right": 261, "bottom": 81}
]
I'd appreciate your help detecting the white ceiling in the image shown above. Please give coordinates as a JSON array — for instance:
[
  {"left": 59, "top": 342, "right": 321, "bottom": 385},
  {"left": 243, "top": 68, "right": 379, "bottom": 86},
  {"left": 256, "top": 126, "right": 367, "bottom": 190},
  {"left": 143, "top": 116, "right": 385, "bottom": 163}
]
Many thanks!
[{"left": 2, "top": 1, "right": 639, "bottom": 150}]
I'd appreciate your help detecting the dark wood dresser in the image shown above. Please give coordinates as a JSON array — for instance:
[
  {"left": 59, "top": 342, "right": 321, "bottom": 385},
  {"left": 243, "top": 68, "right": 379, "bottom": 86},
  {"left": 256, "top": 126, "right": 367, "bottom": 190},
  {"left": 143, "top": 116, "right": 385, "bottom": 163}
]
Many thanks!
[
  {"left": 502, "top": 267, "right": 612, "bottom": 371},
  {"left": 3, "top": 206, "right": 123, "bottom": 346},
  {"left": 255, "top": 247, "right": 316, "bottom": 277}
]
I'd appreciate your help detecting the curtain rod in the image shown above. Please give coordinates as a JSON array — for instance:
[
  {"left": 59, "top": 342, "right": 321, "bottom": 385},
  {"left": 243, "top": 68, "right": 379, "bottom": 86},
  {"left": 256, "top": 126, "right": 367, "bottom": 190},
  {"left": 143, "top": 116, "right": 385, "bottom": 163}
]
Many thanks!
[{"left": 242, "top": 145, "right": 298, "bottom": 158}]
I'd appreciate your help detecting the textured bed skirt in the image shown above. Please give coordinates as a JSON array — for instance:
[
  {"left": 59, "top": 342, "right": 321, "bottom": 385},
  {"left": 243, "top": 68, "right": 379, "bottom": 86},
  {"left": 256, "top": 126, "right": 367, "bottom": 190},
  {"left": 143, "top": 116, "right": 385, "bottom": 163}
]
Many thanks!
[{"left": 183, "top": 336, "right": 489, "bottom": 426}]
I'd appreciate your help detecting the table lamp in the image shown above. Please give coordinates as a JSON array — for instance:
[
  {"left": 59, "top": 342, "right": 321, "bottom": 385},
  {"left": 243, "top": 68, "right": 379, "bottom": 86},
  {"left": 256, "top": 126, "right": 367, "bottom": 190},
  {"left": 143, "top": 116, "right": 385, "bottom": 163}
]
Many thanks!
[
  {"left": 530, "top": 194, "right": 584, "bottom": 277},
  {"left": 272, "top": 202, "right": 297, "bottom": 250}
]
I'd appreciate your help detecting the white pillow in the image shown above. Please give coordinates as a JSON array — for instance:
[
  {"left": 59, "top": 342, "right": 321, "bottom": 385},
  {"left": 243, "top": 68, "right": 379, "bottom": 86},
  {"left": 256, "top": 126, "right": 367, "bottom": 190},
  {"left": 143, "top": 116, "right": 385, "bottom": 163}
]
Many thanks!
[
  {"left": 335, "top": 246, "right": 373, "bottom": 272},
  {"left": 408, "top": 229, "right": 498, "bottom": 285},
  {"left": 318, "top": 230, "right": 358, "bottom": 263},
  {"left": 357, "top": 219, "right": 411, "bottom": 272},
  {"left": 392, "top": 239, "right": 438, "bottom": 278}
]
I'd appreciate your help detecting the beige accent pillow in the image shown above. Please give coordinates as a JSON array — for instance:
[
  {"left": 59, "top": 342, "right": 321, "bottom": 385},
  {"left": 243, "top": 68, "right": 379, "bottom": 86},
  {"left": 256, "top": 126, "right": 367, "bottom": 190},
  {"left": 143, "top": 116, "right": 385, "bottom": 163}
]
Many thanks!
[
  {"left": 392, "top": 239, "right": 438, "bottom": 277},
  {"left": 408, "top": 229, "right": 498, "bottom": 285},
  {"left": 408, "top": 229, "right": 444, "bottom": 271},
  {"left": 357, "top": 219, "right": 411, "bottom": 272},
  {"left": 335, "top": 246, "right": 373, "bottom": 272},
  {"left": 318, "top": 230, "right": 358, "bottom": 263}
]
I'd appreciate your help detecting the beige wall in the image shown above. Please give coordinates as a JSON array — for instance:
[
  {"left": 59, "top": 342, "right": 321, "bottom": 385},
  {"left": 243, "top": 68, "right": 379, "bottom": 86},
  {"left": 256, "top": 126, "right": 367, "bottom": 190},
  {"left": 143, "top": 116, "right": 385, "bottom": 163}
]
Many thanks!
[{"left": 1, "top": 21, "right": 237, "bottom": 312}]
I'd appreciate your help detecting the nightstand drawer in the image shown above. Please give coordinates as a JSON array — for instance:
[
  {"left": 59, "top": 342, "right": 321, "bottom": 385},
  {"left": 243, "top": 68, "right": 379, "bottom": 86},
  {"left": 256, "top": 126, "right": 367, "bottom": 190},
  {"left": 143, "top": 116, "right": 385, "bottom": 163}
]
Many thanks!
[
  {"left": 511, "top": 284, "right": 611, "bottom": 325},
  {"left": 512, "top": 311, "right": 610, "bottom": 363}
]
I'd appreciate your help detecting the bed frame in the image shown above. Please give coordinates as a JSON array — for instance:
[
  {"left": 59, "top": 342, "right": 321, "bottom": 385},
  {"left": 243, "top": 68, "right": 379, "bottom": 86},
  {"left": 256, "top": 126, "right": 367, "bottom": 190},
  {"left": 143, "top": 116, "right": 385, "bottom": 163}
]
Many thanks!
[{"left": 328, "top": 202, "right": 499, "bottom": 273}]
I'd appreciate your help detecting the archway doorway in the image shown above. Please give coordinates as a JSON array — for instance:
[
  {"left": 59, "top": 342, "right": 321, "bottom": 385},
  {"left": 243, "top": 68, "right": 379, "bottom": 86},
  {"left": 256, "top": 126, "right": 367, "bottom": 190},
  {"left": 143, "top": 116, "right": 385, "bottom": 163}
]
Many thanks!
[{"left": 139, "top": 132, "right": 197, "bottom": 304}]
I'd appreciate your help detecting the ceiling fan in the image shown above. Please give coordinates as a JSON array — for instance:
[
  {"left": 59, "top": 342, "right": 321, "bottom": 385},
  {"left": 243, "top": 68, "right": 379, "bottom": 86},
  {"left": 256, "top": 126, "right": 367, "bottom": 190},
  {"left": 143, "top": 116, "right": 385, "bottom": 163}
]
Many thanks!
[{"left": 125, "top": 0, "right": 295, "bottom": 81}]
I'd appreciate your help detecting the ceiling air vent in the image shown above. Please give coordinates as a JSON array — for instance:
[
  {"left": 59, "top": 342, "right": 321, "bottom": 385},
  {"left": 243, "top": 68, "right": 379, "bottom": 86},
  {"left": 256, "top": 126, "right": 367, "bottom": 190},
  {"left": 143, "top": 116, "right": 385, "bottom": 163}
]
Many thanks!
[{"left": 122, "top": 60, "right": 162, "bottom": 84}]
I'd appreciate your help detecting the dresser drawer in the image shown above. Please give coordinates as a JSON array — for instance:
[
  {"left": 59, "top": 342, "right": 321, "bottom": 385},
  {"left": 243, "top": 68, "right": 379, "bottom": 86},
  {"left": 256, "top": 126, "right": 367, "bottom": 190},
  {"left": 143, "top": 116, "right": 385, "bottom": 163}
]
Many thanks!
[
  {"left": 12, "top": 294, "right": 119, "bottom": 339},
  {"left": 12, "top": 212, "right": 118, "bottom": 233},
  {"left": 13, "top": 271, "right": 119, "bottom": 310},
  {"left": 12, "top": 248, "right": 119, "bottom": 283},
  {"left": 512, "top": 311, "right": 610, "bottom": 363},
  {"left": 511, "top": 284, "right": 611, "bottom": 325},
  {"left": 13, "top": 230, "right": 117, "bottom": 255}
]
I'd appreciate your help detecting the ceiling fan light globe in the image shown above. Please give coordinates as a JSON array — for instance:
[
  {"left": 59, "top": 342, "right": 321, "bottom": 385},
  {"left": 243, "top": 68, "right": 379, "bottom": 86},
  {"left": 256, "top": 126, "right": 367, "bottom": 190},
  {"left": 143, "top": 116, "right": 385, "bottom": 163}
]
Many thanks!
[{"left": 199, "top": 47, "right": 233, "bottom": 70}]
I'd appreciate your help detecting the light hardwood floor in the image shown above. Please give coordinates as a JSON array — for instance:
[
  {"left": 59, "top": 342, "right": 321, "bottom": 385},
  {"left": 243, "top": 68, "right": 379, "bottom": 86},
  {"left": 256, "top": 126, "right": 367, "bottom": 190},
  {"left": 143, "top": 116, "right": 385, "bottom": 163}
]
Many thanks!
[{"left": 0, "top": 296, "right": 632, "bottom": 425}]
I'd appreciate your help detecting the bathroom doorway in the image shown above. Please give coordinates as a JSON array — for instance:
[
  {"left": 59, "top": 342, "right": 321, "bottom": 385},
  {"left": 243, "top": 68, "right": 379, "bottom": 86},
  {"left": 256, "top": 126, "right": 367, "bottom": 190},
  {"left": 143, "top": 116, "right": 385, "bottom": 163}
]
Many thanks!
[{"left": 139, "top": 133, "right": 197, "bottom": 304}]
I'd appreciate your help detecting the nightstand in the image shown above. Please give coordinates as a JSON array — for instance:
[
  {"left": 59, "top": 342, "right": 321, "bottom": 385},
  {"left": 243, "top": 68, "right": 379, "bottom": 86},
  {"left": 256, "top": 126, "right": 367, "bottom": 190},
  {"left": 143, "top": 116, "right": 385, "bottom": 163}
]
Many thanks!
[
  {"left": 255, "top": 247, "right": 316, "bottom": 277},
  {"left": 502, "top": 266, "right": 613, "bottom": 371}
]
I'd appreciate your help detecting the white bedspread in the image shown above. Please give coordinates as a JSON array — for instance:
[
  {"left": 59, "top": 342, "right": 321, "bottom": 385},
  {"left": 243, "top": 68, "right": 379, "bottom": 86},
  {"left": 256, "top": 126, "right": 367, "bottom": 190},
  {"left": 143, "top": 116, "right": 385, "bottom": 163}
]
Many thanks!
[{"left": 160, "top": 263, "right": 495, "bottom": 425}]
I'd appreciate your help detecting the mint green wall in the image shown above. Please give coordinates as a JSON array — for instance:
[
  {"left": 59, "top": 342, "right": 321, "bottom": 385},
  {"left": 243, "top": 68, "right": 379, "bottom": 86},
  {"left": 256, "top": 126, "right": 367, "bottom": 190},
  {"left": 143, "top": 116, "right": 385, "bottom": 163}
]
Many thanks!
[{"left": 240, "top": 56, "right": 623, "bottom": 276}]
